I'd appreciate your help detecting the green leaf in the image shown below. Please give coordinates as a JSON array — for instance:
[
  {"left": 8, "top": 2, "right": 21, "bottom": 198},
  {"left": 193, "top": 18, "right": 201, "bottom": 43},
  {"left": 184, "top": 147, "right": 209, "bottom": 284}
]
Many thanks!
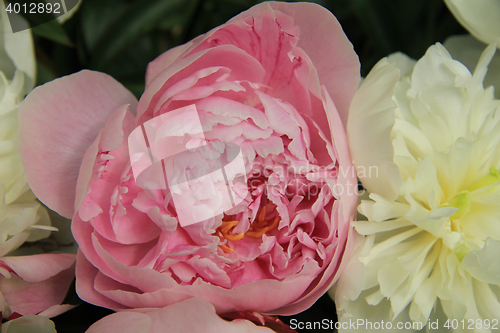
[
  {"left": 32, "top": 20, "right": 72, "bottom": 46},
  {"left": 35, "top": 59, "right": 57, "bottom": 86},
  {"left": 80, "top": 0, "right": 129, "bottom": 51},
  {"left": 90, "top": 0, "right": 185, "bottom": 70}
]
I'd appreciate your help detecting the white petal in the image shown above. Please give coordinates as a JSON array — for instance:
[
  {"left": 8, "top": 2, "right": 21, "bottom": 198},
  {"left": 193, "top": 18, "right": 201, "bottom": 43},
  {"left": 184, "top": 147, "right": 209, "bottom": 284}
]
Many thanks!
[
  {"left": 444, "top": 35, "right": 500, "bottom": 99},
  {"left": 0, "top": 8, "right": 35, "bottom": 93},
  {"left": 444, "top": 0, "right": 500, "bottom": 46},
  {"left": 347, "top": 58, "right": 402, "bottom": 200},
  {"left": 462, "top": 238, "right": 500, "bottom": 284},
  {"left": 1, "top": 315, "right": 56, "bottom": 333}
]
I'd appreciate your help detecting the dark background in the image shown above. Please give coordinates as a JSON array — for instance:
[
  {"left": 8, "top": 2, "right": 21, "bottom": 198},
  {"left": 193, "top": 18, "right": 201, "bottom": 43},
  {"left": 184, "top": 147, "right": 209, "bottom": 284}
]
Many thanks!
[{"left": 26, "top": 0, "right": 466, "bottom": 331}]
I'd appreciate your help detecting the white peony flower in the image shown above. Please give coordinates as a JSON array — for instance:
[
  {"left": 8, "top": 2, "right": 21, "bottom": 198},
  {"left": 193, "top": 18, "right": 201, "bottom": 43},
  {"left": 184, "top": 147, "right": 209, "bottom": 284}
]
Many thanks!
[
  {"left": 343, "top": 43, "right": 500, "bottom": 332},
  {"left": 444, "top": 0, "right": 500, "bottom": 46}
]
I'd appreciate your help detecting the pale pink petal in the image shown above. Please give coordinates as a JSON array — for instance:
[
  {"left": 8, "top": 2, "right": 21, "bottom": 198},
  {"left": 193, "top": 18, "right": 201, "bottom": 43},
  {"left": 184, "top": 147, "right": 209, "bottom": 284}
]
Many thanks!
[
  {"left": 274, "top": 221, "right": 355, "bottom": 315},
  {"left": 137, "top": 45, "right": 265, "bottom": 123},
  {"left": 86, "top": 298, "right": 273, "bottom": 333},
  {"left": 18, "top": 70, "right": 138, "bottom": 218},
  {"left": 146, "top": 298, "right": 273, "bottom": 333},
  {"left": 37, "top": 304, "right": 75, "bottom": 318},
  {"left": 75, "top": 251, "right": 128, "bottom": 310},
  {"left": 228, "top": 2, "right": 360, "bottom": 125},
  {"left": 0, "top": 255, "right": 75, "bottom": 316},
  {"left": 0, "top": 254, "right": 75, "bottom": 283},
  {"left": 321, "top": 87, "right": 358, "bottom": 222},
  {"left": 86, "top": 311, "right": 151, "bottom": 333}
]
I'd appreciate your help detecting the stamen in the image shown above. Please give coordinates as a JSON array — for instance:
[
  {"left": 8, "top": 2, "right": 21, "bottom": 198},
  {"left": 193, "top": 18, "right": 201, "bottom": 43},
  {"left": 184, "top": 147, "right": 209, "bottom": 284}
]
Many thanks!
[
  {"left": 215, "top": 204, "right": 281, "bottom": 252},
  {"left": 246, "top": 217, "right": 279, "bottom": 238},
  {"left": 219, "top": 244, "right": 234, "bottom": 254},
  {"left": 215, "top": 220, "right": 244, "bottom": 253},
  {"left": 258, "top": 206, "right": 267, "bottom": 222}
]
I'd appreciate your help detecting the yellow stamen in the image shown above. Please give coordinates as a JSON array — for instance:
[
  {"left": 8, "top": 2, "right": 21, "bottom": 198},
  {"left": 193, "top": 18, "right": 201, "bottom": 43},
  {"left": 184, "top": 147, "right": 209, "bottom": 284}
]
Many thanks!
[
  {"left": 215, "top": 205, "right": 281, "bottom": 252},
  {"left": 258, "top": 206, "right": 267, "bottom": 221},
  {"left": 269, "top": 216, "right": 279, "bottom": 230},
  {"left": 219, "top": 244, "right": 234, "bottom": 254},
  {"left": 225, "top": 232, "right": 245, "bottom": 241},
  {"left": 215, "top": 220, "right": 243, "bottom": 253},
  {"left": 246, "top": 217, "right": 280, "bottom": 238}
]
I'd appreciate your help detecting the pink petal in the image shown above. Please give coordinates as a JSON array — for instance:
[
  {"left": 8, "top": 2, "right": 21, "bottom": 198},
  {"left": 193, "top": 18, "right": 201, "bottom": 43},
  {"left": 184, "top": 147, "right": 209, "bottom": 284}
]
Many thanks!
[
  {"left": 321, "top": 87, "right": 358, "bottom": 223},
  {"left": 75, "top": 250, "right": 128, "bottom": 310},
  {"left": 86, "top": 311, "right": 151, "bottom": 333},
  {"left": 0, "top": 254, "right": 75, "bottom": 316},
  {"left": 37, "top": 304, "right": 75, "bottom": 318},
  {"left": 0, "top": 254, "right": 75, "bottom": 283},
  {"left": 274, "top": 203, "right": 355, "bottom": 315},
  {"left": 19, "top": 70, "right": 138, "bottom": 218},
  {"left": 86, "top": 298, "right": 274, "bottom": 333},
  {"left": 137, "top": 45, "right": 265, "bottom": 124},
  {"left": 229, "top": 2, "right": 360, "bottom": 125}
]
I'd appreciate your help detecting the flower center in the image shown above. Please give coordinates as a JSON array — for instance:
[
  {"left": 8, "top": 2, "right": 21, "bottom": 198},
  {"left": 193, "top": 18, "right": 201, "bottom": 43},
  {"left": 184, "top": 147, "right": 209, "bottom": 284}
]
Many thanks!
[
  {"left": 444, "top": 166, "right": 500, "bottom": 261},
  {"left": 215, "top": 204, "right": 280, "bottom": 254},
  {"left": 449, "top": 191, "right": 471, "bottom": 229}
]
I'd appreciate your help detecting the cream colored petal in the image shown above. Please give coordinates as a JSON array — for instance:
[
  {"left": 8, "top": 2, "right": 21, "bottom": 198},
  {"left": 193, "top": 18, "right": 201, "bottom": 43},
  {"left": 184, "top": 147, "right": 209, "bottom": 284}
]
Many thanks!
[
  {"left": 410, "top": 258, "right": 442, "bottom": 323},
  {"left": 409, "top": 43, "right": 471, "bottom": 97},
  {"left": 387, "top": 52, "right": 417, "bottom": 77},
  {"left": 362, "top": 227, "right": 422, "bottom": 263},
  {"left": 0, "top": 232, "right": 29, "bottom": 257},
  {"left": 473, "top": 280, "right": 500, "bottom": 325},
  {"left": 358, "top": 193, "right": 409, "bottom": 222},
  {"left": 462, "top": 238, "right": 500, "bottom": 284},
  {"left": 26, "top": 204, "right": 53, "bottom": 242},
  {"left": 328, "top": 231, "right": 371, "bottom": 315},
  {"left": 392, "top": 119, "right": 435, "bottom": 161},
  {"left": 404, "top": 194, "right": 454, "bottom": 239},
  {"left": 353, "top": 218, "right": 414, "bottom": 235},
  {"left": 1, "top": 315, "right": 56, "bottom": 333},
  {"left": 409, "top": 156, "right": 444, "bottom": 210},
  {"left": 445, "top": 34, "right": 500, "bottom": 99},
  {"left": 338, "top": 289, "right": 424, "bottom": 333},
  {"left": 444, "top": 0, "right": 500, "bottom": 46},
  {"left": 432, "top": 138, "right": 483, "bottom": 200},
  {"left": 0, "top": 7, "right": 35, "bottom": 93},
  {"left": 462, "top": 200, "right": 500, "bottom": 241},
  {"left": 347, "top": 58, "right": 402, "bottom": 200}
]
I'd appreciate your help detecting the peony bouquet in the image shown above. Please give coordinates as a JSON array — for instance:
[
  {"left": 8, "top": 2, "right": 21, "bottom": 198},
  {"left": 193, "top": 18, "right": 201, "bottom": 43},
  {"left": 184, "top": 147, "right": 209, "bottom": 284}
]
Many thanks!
[{"left": 4, "top": 0, "right": 500, "bottom": 332}]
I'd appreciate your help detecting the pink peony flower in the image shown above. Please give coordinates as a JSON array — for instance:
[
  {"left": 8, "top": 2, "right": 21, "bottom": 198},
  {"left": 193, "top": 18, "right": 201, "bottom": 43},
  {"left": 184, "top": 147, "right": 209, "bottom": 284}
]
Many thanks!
[{"left": 19, "top": 1, "right": 360, "bottom": 315}]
